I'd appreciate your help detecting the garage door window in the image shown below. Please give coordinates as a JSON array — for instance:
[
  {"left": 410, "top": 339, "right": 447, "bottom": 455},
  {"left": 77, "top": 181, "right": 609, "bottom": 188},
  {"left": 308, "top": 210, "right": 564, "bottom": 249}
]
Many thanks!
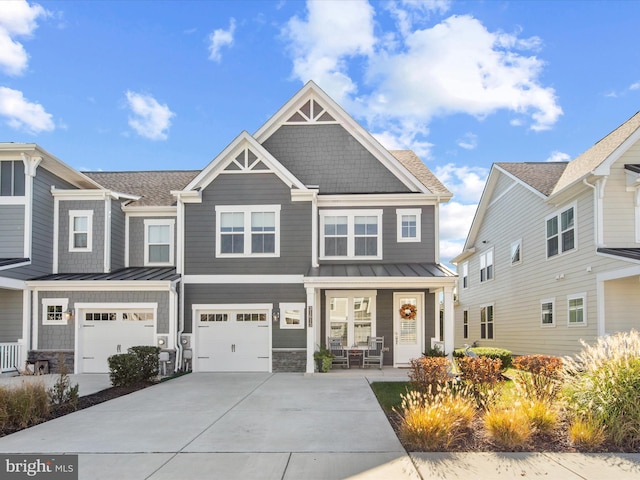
[
  {"left": 85, "top": 312, "right": 117, "bottom": 321},
  {"left": 200, "top": 313, "right": 228, "bottom": 322},
  {"left": 123, "top": 312, "right": 154, "bottom": 321},
  {"left": 237, "top": 313, "right": 267, "bottom": 322}
]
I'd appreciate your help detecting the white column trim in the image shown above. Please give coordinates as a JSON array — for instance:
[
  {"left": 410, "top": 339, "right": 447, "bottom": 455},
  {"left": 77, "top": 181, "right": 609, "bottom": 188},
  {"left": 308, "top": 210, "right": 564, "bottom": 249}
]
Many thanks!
[
  {"left": 21, "top": 154, "right": 41, "bottom": 259},
  {"left": 31, "top": 289, "right": 38, "bottom": 350},
  {"left": 443, "top": 285, "right": 455, "bottom": 358},
  {"left": 104, "top": 197, "right": 111, "bottom": 272},
  {"left": 306, "top": 287, "right": 316, "bottom": 373},
  {"left": 52, "top": 193, "right": 59, "bottom": 273},
  {"left": 124, "top": 213, "right": 130, "bottom": 267},
  {"left": 21, "top": 289, "right": 30, "bottom": 368}
]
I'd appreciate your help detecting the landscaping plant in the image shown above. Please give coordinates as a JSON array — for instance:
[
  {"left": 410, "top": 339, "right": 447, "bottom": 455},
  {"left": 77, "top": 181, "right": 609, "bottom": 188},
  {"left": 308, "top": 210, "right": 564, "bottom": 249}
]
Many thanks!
[
  {"left": 568, "top": 416, "right": 605, "bottom": 451},
  {"left": 453, "top": 347, "right": 513, "bottom": 369},
  {"left": 513, "top": 355, "right": 563, "bottom": 403},
  {"left": 483, "top": 405, "right": 532, "bottom": 449},
  {"left": 47, "top": 354, "right": 79, "bottom": 412},
  {"left": 408, "top": 356, "right": 451, "bottom": 394},
  {"left": 457, "top": 356, "right": 503, "bottom": 410},
  {"left": 0, "top": 383, "right": 50, "bottom": 431}
]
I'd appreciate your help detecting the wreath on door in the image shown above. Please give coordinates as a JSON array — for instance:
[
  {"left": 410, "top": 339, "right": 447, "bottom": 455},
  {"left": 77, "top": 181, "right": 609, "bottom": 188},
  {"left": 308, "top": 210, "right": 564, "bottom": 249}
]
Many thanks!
[{"left": 399, "top": 303, "right": 417, "bottom": 320}]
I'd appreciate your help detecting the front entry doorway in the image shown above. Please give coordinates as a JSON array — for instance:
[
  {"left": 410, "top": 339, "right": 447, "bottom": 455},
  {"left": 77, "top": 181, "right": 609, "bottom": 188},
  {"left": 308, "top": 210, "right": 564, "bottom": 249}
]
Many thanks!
[{"left": 393, "top": 292, "right": 424, "bottom": 366}]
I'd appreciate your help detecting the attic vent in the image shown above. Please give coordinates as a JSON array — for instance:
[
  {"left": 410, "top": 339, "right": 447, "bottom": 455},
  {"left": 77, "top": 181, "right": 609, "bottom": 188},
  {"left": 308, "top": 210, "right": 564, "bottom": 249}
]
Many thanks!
[
  {"left": 286, "top": 99, "right": 336, "bottom": 124},
  {"left": 223, "top": 147, "right": 273, "bottom": 174}
]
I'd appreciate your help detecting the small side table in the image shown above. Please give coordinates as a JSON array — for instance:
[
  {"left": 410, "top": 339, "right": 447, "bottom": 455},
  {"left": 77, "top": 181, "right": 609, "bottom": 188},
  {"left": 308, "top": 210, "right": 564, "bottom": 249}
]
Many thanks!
[{"left": 348, "top": 350, "right": 363, "bottom": 368}]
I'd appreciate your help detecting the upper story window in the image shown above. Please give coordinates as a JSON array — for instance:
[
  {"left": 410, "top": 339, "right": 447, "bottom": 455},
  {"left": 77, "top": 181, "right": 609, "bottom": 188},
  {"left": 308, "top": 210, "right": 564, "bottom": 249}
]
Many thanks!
[
  {"left": 511, "top": 239, "right": 522, "bottom": 265},
  {"left": 546, "top": 205, "right": 575, "bottom": 258},
  {"left": 144, "top": 219, "right": 174, "bottom": 266},
  {"left": 480, "top": 249, "right": 493, "bottom": 282},
  {"left": 215, "top": 205, "right": 280, "bottom": 257},
  {"left": 461, "top": 262, "right": 469, "bottom": 289},
  {"left": 42, "top": 298, "right": 69, "bottom": 326},
  {"left": 0, "top": 161, "right": 25, "bottom": 196},
  {"left": 396, "top": 208, "right": 421, "bottom": 242},
  {"left": 69, "top": 210, "right": 93, "bottom": 252},
  {"left": 320, "top": 209, "right": 382, "bottom": 260}
]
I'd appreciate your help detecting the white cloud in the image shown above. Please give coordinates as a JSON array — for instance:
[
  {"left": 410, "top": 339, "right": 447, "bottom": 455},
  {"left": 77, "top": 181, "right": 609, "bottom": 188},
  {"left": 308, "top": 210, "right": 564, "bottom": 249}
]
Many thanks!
[
  {"left": 546, "top": 150, "right": 571, "bottom": 162},
  {"left": 125, "top": 91, "right": 175, "bottom": 140},
  {"left": 0, "top": 0, "right": 49, "bottom": 76},
  {"left": 439, "top": 201, "right": 478, "bottom": 260},
  {"left": 434, "top": 163, "right": 488, "bottom": 204},
  {"left": 630, "top": 82, "right": 640, "bottom": 91},
  {"left": 208, "top": 18, "right": 236, "bottom": 62},
  {"left": 0, "top": 86, "right": 54, "bottom": 133},
  {"left": 457, "top": 132, "right": 478, "bottom": 150}
]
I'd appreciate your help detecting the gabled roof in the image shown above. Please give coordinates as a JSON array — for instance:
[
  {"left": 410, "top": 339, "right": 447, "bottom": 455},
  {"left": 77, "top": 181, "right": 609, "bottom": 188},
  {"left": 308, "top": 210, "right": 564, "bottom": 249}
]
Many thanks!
[
  {"left": 84, "top": 170, "right": 199, "bottom": 207},
  {"left": 496, "top": 162, "right": 568, "bottom": 197},
  {"left": 390, "top": 150, "right": 452, "bottom": 197}
]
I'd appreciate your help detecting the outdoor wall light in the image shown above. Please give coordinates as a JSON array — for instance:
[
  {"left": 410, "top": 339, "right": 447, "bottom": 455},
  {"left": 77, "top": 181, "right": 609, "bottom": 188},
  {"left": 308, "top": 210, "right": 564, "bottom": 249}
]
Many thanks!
[
  {"left": 64, "top": 308, "right": 74, "bottom": 321},
  {"left": 157, "top": 336, "right": 168, "bottom": 347},
  {"left": 272, "top": 311, "right": 280, "bottom": 323}
]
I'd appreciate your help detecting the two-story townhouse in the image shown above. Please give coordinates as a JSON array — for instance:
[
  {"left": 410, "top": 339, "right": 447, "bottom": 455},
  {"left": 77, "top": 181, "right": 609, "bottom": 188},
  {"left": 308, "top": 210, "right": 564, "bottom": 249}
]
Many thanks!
[
  {"left": 0, "top": 81, "right": 456, "bottom": 374},
  {"left": 452, "top": 112, "right": 640, "bottom": 356}
]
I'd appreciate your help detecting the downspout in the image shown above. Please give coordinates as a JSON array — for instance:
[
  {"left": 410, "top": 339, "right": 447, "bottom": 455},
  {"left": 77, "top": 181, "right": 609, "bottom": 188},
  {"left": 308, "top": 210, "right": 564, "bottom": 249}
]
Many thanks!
[
  {"left": 171, "top": 281, "right": 182, "bottom": 372},
  {"left": 175, "top": 194, "right": 185, "bottom": 371}
]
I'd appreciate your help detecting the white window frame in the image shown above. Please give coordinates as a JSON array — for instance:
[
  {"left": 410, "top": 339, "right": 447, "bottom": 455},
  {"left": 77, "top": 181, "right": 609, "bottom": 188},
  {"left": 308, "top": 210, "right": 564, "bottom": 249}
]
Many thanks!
[
  {"left": 325, "top": 290, "right": 377, "bottom": 347},
  {"left": 396, "top": 208, "right": 421, "bottom": 243},
  {"left": 215, "top": 205, "right": 281, "bottom": 258},
  {"left": 279, "top": 302, "right": 305, "bottom": 330},
  {"left": 546, "top": 203, "right": 577, "bottom": 259},
  {"left": 320, "top": 209, "right": 383, "bottom": 260},
  {"left": 461, "top": 261, "right": 469, "bottom": 289},
  {"left": 511, "top": 239, "right": 522, "bottom": 266},
  {"left": 144, "top": 219, "right": 175, "bottom": 266},
  {"left": 69, "top": 210, "right": 93, "bottom": 252},
  {"left": 463, "top": 309, "right": 469, "bottom": 339},
  {"left": 540, "top": 298, "right": 555, "bottom": 327},
  {"left": 567, "top": 292, "right": 587, "bottom": 327},
  {"left": 42, "top": 298, "right": 69, "bottom": 326},
  {"left": 480, "top": 249, "right": 494, "bottom": 283},
  {"left": 480, "top": 303, "right": 494, "bottom": 340}
]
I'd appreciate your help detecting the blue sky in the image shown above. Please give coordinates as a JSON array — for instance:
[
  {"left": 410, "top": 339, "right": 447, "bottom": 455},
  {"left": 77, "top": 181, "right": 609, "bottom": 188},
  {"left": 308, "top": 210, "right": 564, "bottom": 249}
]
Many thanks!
[{"left": 2, "top": 0, "right": 640, "bottom": 262}]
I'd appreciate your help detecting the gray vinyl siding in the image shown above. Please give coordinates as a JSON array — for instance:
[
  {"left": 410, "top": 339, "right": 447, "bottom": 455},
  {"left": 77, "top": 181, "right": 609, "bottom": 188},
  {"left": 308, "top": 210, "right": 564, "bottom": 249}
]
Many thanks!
[
  {"left": 262, "top": 125, "right": 411, "bottom": 194},
  {"left": 110, "top": 201, "right": 125, "bottom": 270},
  {"left": 0, "top": 289, "right": 23, "bottom": 342},
  {"left": 184, "top": 283, "right": 306, "bottom": 348},
  {"left": 0, "top": 205, "right": 24, "bottom": 257},
  {"left": 38, "top": 290, "right": 171, "bottom": 349},
  {"left": 184, "top": 173, "right": 312, "bottom": 275},
  {"left": 128, "top": 216, "right": 177, "bottom": 267},
  {"left": 58, "top": 200, "right": 104, "bottom": 273}
]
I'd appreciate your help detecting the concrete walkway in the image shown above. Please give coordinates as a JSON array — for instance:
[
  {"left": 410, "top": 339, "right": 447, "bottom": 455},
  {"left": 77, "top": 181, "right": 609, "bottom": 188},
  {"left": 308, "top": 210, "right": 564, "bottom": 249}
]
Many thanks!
[{"left": 0, "top": 373, "right": 638, "bottom": 479}]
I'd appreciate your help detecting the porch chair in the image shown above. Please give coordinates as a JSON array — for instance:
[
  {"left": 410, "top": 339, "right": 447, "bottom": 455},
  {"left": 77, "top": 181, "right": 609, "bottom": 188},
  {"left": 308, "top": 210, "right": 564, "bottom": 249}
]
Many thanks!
[
  {"left": 328, "top": 337, "right": 350, "bottom": 369},
  {"left": 363, "top": 336, "right": 384, "bottom": 369}
]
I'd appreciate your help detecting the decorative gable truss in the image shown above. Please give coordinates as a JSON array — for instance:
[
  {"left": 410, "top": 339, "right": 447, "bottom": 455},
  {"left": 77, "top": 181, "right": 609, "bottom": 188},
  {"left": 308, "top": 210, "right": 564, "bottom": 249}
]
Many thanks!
[
  {"left": 284, "top": 98, "right": 336, "bottom": 124},
  {"left": 223, "top": 147, "right": 272, "bottom": 174}
]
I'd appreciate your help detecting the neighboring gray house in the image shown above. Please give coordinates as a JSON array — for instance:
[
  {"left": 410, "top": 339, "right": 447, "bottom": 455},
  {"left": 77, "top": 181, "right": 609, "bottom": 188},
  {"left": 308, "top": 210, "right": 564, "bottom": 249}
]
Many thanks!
[
  {"left": 452, "top": 112, "right": 640, "bottom": 356},
  {"left": 0, "top": 81, "right": 456, "bottom": 374}
]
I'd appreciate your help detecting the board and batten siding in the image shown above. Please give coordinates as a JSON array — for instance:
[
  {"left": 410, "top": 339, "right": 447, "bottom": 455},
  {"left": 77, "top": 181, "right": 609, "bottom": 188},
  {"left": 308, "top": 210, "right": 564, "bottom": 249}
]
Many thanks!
[
  {"left": 602, "top": 147, "right": 640, "bottom": 246},
  {"left": 455, "top": 173, "right": 635, "bottom": 357},
  {"left": 0, "top": 289, "right": 23, "bottom": 342},
  {"left": 184, "top": 173, "right": 312, "bottom": 275}
]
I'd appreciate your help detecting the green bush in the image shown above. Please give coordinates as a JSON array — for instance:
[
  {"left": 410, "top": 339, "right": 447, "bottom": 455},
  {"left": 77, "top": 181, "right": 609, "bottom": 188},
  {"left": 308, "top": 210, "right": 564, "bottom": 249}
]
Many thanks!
[
  {"left": 128, "top": 346, "right": 160, "bottom": 381},
  {"left": 108, "top": 353, "right": 142, "bottom": 387},
  {"left": 454, "top": 347, "right": 512, "bottom": 369}
]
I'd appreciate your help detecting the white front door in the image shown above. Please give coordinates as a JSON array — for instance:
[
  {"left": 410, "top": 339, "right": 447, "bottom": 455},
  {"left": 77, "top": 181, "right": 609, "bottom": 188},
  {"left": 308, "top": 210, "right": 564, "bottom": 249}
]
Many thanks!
[{"left": 393, "top": 292, "right": 424, "bottom": 366}]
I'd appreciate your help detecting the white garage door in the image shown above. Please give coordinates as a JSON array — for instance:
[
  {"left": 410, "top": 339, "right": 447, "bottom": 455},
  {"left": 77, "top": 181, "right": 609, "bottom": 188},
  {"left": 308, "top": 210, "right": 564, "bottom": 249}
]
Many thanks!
[
  {"left": 196, "top": 306, "right": 270, "bottom": 372},
  {"left": 81, "top": 307, "right": 155, "bottom": 373}
]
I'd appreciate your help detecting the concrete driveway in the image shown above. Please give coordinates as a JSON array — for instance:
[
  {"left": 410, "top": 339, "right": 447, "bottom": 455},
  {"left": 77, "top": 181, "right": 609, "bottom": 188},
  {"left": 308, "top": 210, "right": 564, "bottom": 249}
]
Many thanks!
[{"left": 1, "top": 373, "right": 639, "bottom": 480}]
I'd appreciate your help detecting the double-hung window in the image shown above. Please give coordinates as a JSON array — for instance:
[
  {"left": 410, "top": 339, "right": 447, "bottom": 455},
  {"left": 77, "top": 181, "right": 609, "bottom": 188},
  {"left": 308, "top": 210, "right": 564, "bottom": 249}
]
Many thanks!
[
  {"left": 480, "top": 304, "right": 494, "bottom": 340},
  {"left": 144, "top": 219, "right": 174, "bottom": 266},
  {"left": 69, "top": 210, "right": 93, "bottom": 252},
  {"left": 480, "top": 249, "right": 493, "bottom": 282},
  {"left": 541, "top": 299, "right": 555, "bottom": 326},
  {"left": 568, "top": 293, "right": 586, "bottom": 326},
  {"left": 396, "top": 208, "right": 421, "bottom": 242},
  {"left": 546, "top": 205, "right": 575, "bottom": 258},
  {"left": 320, "top": 210, "right": 382, "bottom": 259},
  {"left": 461, "top": 262, "right": 469, "bottom": 289},
  {"left": 0, "top": 161, "right": 25, "bottom": 196},
  {"left": 216, "top": 205, "right": 280, "bottom": 257}
]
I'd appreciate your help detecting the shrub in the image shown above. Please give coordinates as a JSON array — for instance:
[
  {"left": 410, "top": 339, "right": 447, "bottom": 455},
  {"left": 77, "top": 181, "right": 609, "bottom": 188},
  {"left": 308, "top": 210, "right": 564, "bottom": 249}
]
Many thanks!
[
  {"left": 0, "top": 383, "right": 50, "bottom": 431},
  {"left": 48, "top": 359, "right": 79, "bottom": 411},
  {"left": 513, "top": 355, "right": 563, "bottom": 403},
  {"left": 128, "top": 346, "right": 160, "bottom": 381},
  {"left": 484, "top": 406, "right": 532, "bottom": 449},
  {"left": 457, "top": 356, "right": 504, "bottom": 410},
  {"left": 521, "top": 400, "right": 559, "bottom": 434},
  {"left": 408, "top": 357, "right": 451, "bottom": 394},
  {"left": 568, "top": 416, "right": 605, "bottom": 451},
  {"left": 563, "top": 330, "right": 640, "bottom": 450},
  {"left": 108, "top": 353, "right": 142, "bottom": 387},
  {"left": 395, "top": 384, "right": 475, "bottom": 450},
  {"left": 423, "top": 346, "right": 446, "bottom": 357},
  {"left": 453, "top": 347, "right": 512, "bottom": 369}
]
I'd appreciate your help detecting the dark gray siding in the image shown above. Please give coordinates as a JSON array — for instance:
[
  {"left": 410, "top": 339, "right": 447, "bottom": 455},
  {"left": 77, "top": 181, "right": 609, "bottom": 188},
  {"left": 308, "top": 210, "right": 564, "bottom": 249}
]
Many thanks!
[
  {"left": 0, "top": 205, "right": 24, "bottom": 257},
  {"left": 58, "top": 200, "right": 104, "bottom": 273},
  {"left": 184, "top": 173, "right": 312, "bottom": 275},
  {"left": 110, "top": 201, "right": 125, "bottom": 270},
  {"left": 38, "top": 289, "right": 171, "bottom": 349},
  {"left": 129, "top": 216, "right": 177, "bottom": 267},
  {"left": 262, "top": 125, "right": 411, "bottom": 194},
  {"left": 184, "top": 283, "right": 306, "bottom": 348},
  {"left": 0, "top": 289, "right": 23, "bottom": 342}
]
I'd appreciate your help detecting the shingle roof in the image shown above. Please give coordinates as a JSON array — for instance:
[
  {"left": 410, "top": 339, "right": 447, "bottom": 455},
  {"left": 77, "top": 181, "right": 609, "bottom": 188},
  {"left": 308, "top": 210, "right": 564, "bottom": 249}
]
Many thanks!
[
  {"left": 83, "top": 170, "right": 199, "bottom": 206},
  {"left": 31, "top": 267, "right": 180, "bottom": 282},
  {"left": 390, "top": 150, "right": 452, "bottom": 196},
  {"left": 496, "top": 162, "right": 568, "bottom": 196},
  {"left": 552, "top": 111, "right": 640, "bottom": 194},
  {"left": 306, "top": 262, "right": 456, "bottom": 278}
]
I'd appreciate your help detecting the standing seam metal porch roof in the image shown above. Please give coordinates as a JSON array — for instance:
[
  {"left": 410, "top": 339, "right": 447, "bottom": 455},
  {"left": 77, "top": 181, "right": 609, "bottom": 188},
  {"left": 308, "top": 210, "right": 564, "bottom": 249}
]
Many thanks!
[
  {"left": 29, "top": 267, "right": 180, "bottom": 282},
  {"left": 597, "top": 248, "right": 640, "bottom": 262},
  {"left": 0, "top": 258, "right": 29, "bottom": 268},
  {"left": 306, "top": 263, "right": 456, "bottom": 278}
]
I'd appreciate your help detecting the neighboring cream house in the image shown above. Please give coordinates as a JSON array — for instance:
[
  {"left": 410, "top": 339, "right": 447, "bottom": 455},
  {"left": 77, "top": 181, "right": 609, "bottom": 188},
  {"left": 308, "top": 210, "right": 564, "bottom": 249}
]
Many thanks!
[{"left": 452, "top": 112, "right": 640, "bottom": 356}]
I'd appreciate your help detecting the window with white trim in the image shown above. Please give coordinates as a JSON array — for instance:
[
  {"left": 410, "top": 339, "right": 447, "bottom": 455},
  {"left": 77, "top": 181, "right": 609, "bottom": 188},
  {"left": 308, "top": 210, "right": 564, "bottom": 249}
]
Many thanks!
[
  {"left": 144, "top": 219, "right": 174, "bottom": 266},
  {"left": 396, "top": 208, "right": 421, "bottom": 242},
  {"left": 0, "top": 161, "right": 25, "bottom": 196},
  {"left": 546, "top": 205, "right": 575, "bottom": 258},
  {"left": 69, "top": 210, "right": 93, "bottom": 252},
  {"left": 461, "top": 262, "right": 469, "bottom": 289},
  {"left": 279, "top": 302, "right": 305, "bottom": 330},
  {"left": 480, "top": 304, "right": 494, "bottom": 340},
  {"left": 541, "top": 299, "right": 555, "bottom": 326},
  {"left": 480, "top": 249, "right": 494, "bottom": 282},
  {"left": 463, "top": 309, "right": 469, "bottom": 339},
  {"left": 215, "top": 205, "right": 280, "bottom": 257},
  {"left": 326, "top": 291, "right": 376, "bottom": 346},
  {"left": 320, "top": 210, "right": 382, "bottom": 259},
  {"left": 511, "top": 239, "right": 522, "bottom": 265},
  {"left": 568, "top": 293, "right": 586, "bottom": 326},
  {"left": 42, "top": 298, "right": 69, "bottom": 326}
]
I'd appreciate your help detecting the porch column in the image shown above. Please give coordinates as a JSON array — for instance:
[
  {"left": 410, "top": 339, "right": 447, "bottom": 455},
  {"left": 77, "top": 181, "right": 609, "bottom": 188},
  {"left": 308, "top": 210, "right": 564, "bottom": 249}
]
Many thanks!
[
  {"left": 443, "top": 285, "right": 455, "bottom": 358},
  {"left": 306, "top": 287, "right": 316, "bottom": 373}
]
